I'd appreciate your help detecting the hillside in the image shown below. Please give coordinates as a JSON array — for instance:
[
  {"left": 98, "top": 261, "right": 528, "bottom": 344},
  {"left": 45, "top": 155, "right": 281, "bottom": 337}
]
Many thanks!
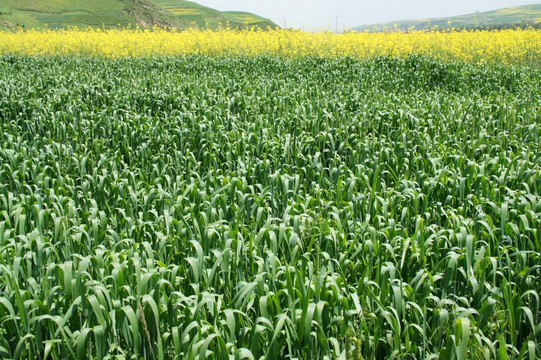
[
  {"left": 0, "top": 0, "right": 278, "bottom": 31},
  {"left": 150, "top": 0, "right": 277, "bottom": 29},
  {"left": 353, "top": 4, "right": 541, "bottom": 31}
]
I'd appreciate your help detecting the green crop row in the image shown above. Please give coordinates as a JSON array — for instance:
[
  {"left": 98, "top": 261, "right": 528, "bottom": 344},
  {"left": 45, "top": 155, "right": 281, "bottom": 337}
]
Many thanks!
[{"left": 0, "top": 55, "right": 540, "bottom": 359}]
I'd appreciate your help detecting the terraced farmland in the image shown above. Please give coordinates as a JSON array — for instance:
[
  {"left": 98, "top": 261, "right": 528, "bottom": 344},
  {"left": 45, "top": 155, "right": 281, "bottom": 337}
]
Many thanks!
[{"left": 0, "top": 55, "right": 540, "bottom": 359}]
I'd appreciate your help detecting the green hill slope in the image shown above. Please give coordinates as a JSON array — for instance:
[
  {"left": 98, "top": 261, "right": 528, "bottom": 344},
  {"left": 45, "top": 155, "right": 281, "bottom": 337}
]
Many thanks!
[
  {"left": 150, "top": 0, "right": 277, "bottom": 29},
  {"left": 354, "top": 4, "right": 541, "bottom": 31},
  {"left": 0, "top": 0, "right": 278, "bottom": 31}
]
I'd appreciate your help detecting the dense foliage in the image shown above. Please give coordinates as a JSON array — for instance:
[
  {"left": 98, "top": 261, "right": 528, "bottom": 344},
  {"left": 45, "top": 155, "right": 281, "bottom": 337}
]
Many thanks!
[{"left": 0, "top": 55, "right": 540, "bottom": 359}]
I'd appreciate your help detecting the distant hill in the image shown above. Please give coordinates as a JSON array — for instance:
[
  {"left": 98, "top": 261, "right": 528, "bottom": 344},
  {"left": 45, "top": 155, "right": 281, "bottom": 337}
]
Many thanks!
[
  {"left": 151, "top": 0, "right": 277, "bottom": 29},
  {"left": 353, "top": 4, "right": 541, "bottom": 32},
  {"left": 0, "top": 0, "right": 278, "bottom": 31}
]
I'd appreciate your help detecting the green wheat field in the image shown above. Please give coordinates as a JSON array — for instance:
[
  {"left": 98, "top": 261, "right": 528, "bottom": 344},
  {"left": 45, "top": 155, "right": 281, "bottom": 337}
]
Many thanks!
[{"left": 0, "top": 55, "right": 540, "bottom": 359}]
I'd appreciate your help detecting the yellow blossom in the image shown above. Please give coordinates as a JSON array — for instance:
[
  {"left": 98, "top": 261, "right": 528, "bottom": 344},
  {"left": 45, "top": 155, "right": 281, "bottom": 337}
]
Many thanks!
[{"left": 0, "top": 27, "right": 539, "bottom": 66}]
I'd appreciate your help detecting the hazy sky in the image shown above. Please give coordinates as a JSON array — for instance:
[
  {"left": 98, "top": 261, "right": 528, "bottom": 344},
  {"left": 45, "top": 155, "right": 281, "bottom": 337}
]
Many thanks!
[{"left": 195, "top": 0, "right": 541, "bottom": 31}]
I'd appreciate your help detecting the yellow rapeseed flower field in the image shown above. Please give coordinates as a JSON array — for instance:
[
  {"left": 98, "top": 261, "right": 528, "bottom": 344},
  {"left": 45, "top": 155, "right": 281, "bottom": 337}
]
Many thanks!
[{"left": 0, "top": 27, "right": 540, "bottom": 64}]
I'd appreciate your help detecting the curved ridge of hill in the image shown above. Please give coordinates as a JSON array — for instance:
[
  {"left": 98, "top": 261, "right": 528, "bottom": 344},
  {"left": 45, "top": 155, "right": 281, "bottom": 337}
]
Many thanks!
[
  {"left": 353, "top": 4, "right": 541, "bottom": 32},
  {"left": 0, "top": 0, "right": 278, "bottom": 31}
]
